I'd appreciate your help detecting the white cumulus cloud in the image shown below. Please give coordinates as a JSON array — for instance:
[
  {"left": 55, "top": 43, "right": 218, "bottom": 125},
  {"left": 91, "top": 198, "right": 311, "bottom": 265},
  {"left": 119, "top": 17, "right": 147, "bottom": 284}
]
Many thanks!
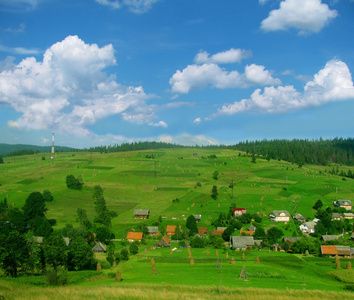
[
  {"left": 209, "top": 59, "right": 354, "bottom": 118},
  {"left": 170, "top": 63, "right": 280, "bottom": 94},
  {"left": 193, "top": 117, "right": 201, "bottom": 125},
  {"left": 261, "top": 0, "right": 338, "bottom": 35},
  {"left": 0, "top": 35, "right": 158, "bottom": 137},
  {"left": 149, "top": 120, "right": 168, "bottom": 128},
  {"left": 194, "top": 48, "right": 252, "bottom": 65}
]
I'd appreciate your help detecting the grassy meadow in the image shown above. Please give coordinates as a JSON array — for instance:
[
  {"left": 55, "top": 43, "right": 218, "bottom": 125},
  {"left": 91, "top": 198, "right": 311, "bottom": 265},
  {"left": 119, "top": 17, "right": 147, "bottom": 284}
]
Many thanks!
[{"left": 1, "top": 148, "right": 354, "bottom": 298}]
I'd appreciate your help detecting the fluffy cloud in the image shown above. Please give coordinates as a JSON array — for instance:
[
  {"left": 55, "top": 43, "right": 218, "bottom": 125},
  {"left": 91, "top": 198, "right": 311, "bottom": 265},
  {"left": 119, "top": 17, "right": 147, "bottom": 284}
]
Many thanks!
[
  {"left": 261, "top": 0, "right": 337, "bottom": 35},
  {"left": 209, "top": 59, "right": 354, "bottom": 118},
  {"left": 194, "top": 48, "right": 252, "bottom": 65},
  {"left": 0, "top": 35, "right": 159, "bottom": 136},
  {"left": 96, "top": 0, "right": 160, "bottom": 13},
  {"left": 170, "top": 63, "right": 280, "bottom": 94},
  {"left": 149, "top": 121, "right": 168, "bottom": 128},
  {"left": 193, "top": 117, "right": 201, "bottom": 125}
]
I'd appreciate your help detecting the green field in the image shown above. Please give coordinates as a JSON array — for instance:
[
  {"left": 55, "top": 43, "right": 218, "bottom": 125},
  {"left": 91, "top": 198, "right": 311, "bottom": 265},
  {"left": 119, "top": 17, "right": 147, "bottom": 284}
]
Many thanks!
[{"left": 1, "top": 148, "right": 354, "bottom": 298}]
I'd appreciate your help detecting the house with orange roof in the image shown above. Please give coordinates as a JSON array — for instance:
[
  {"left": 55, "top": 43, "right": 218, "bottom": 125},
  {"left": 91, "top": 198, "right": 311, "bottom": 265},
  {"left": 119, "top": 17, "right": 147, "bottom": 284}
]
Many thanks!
[
  {"left": 321, "top": 245, "right": 352, "bottom": 258},
  {"left": 166, "top": 225, "right": 181, "bottom": 236},
  {"left": 198, "top": 227, "right": 208, "bottom": 236},
  {"left": 126, "top": 231, "right": 143, "bottom": 242}
]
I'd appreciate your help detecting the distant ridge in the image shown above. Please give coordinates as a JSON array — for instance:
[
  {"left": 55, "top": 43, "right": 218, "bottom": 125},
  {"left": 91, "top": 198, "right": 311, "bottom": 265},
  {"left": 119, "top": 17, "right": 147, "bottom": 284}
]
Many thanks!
[{"left": 0, "top": 143, "right": 78, "bottom": 156}]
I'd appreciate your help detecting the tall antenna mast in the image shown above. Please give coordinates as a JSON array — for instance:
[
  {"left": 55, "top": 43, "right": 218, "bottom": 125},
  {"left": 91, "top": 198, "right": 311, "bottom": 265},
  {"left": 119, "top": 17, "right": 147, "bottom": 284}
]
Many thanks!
[{"left": 51, "top": 131, "right": 55, "bottom": 159}]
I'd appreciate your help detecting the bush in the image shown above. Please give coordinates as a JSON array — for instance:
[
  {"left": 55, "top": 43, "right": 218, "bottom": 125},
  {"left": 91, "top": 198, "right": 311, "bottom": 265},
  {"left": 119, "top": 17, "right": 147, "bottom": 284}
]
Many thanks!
[
  {"left": 120, "top": 248, "right": 129, "bottom": 261},
  {"left": 129, "top": 242, "right": 139, "bottom": 255},
  {"left": 65, "top": 174, "right": 83, "bottom": 190},
  {"left": 190, "top": 236, "right": 205, "bottom": 248},
  {"left": 45, "top": 266, "right": 68, "bottom": 286}
]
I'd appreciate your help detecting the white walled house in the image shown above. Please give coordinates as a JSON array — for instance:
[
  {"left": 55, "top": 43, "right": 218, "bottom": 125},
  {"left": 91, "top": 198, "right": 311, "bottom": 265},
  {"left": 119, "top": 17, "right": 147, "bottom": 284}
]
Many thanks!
[{"left": 269, "top": 210, "right": 290, "bottom": 222}]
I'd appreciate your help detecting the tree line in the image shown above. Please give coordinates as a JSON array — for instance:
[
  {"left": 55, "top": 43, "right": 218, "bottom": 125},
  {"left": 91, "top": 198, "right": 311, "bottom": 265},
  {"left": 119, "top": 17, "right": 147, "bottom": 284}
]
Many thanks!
[{"left": 228, "top": 138, "right": 354, "bottom": 166}]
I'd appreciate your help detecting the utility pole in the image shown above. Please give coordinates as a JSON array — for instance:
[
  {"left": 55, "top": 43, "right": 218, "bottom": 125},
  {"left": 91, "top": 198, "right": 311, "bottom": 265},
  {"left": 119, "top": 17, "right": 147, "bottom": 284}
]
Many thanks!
[{"left": 154, "top": 161, "right": 157, "bottom": 177}]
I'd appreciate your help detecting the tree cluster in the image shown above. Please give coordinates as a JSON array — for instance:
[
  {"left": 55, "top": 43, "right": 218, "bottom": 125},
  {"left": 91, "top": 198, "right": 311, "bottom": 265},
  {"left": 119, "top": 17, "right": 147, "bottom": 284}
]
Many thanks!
[
  {"left": 230, "top": 138, "right": 354, "bottom": 166},
  {"left": 65, "top": 174, "right": 83, "bottom": 190}
]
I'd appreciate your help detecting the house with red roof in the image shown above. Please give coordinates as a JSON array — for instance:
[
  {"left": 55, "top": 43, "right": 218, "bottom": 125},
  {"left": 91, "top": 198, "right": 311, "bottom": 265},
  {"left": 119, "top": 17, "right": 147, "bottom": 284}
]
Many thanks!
[{"left": 233, "top": 208, "right": 247, "bottom": 218}]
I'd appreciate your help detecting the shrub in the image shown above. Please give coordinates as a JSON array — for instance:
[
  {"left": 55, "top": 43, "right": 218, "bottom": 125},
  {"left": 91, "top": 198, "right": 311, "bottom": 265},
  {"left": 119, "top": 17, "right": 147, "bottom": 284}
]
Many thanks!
[
  {"left": 190, "top": 236, "right": 205, "bottom": 248},
  {"left": 45, "top": 266, "right": 68, "bottom": 286},
  {"left": 120, "top": 248, "right": 129, "bottom": 261},
  {"left": 65, "top": 174, "right": 82, "bottom": 190}
]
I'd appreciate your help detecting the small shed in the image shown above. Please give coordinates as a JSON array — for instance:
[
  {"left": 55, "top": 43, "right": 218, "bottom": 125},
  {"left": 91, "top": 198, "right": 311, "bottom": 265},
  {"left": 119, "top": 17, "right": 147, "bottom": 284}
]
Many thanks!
[
  {"left": 134, "top": 209, "right": 150, "bottom": 219},
  {"left": 92, "top": 242, "right": 107, "bottom": 253}
]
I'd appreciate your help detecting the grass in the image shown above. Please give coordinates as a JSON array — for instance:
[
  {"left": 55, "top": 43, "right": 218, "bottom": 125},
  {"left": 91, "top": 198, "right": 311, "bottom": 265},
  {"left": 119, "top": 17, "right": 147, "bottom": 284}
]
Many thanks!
[{"left": 1, "top": 148, "right": 354, "bottom": 296}]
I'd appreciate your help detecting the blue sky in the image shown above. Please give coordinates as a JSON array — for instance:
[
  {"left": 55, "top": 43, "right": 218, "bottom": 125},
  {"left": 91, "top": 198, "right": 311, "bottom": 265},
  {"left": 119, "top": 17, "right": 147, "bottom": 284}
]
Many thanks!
[{"left": 0, "top": 0, "right": 354, "bottom": 148}]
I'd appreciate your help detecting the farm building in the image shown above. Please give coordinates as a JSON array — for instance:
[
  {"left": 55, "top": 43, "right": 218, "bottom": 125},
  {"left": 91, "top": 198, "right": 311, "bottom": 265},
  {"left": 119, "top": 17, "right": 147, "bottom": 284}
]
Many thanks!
[
  {"left": 134, "top": 209, "right": 150, "bottom": 219},
  {"left": 127, "top": 231, "right": 143, "bottom": 242},
  {"left": 198, "top": 227, "right": 208, "bottom": 235},
  {"left": 248, "top": 224, "right": 257, "bottom": 232},
  {"left": 321, "top": 245, "right": 352, "bottom": 258},
  {"left": 156, "top": 235, "right": 171, "bottom": 247},
  {"left": 321, "top": 235, "right": 341, "bottom": 242},
  {"left": 92, "top": 242, "right": 106, "bottom": 253},
  {"left": 333, "top": 200, "right": 352, "bottom": 211},
  {"left": 293, "top": 213, "right": 306, "bottom": 223},
  {"left": 146, "top": 226, "right": 160, "bottom": 236},
  {"left": 166, "top": 225, "right": 181, "bottom": 236},
  {"left": 192, "top": 214, "right": 202, "bottom": 222},
  {"left": 344, "top": 213, "right": 354, "bottom": 219},
  {"left": 300, "top": 221, "right": 317, "bottom": 234},
  {"left": 233, "top": 208, "right": 246, "bottom": 217},
  {"left": 269, "top": 210, "right": 290, "bottom": 222},
  {"left": 282, "top": 237, "right": 302, "bottom": 246},
  {"left": 331, "top": 213, "right": 343, "bottom": 220},
  {"left": 230, "top": 236, "right": 254, "bottom": 250},
  {"left": 240, "top": 230, "right": 254, "bottom": 236}
]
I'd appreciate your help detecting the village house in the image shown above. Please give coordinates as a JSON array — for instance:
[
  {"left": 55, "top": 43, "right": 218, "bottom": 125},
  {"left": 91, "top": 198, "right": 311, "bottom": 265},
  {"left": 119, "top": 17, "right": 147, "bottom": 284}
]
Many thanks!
[
  {"left": 92, "top": 241, "right": 106, "bottom": 253},
  {"left": 321, "top": 245, "right": 352, "bottom": 258},
  {"left": 269, "top": 210, "right": 290, "bottom": 222},
  {"left": 333, "top": 200, "right": 352, "bottom": 211},
  {"left": 126, "top": 231, "right": 143, "bottom": 242},
  {"left": 233, "top": 208, "right": 247, "bottom": 217},
  {"left": 146, "top": 226, "right": 160, "bottom": 236},
  {"left": 300, "top": 221, "right": 317, "bottom": 234},
  {"left": 343, "top": 212, "right": 354, "bottom": 219},
  {"left": 331, "top": 213, "right": 343, "bottom": 221},
  {"left": 198, "top": 227, "right": 208, "bottom": 236},
  {"left": 212, "top": 227, "right": 227, "bottom": 236},
  {"left": 156, "top": 235, "right": 171, "bottom": 247},
  {"left": 282, "top": 237, "right": 302, "bottom": 247},
  {"left": 293, "top": 213, "right": 306, "bottom": 223},
  {"left": 134, "top": 209, "right": 150, "bottom": 219},
  {"left": 230, "top": 236, "right": 254, "bottom": 250},
  {"left": 193, "top": 214, "right": 202, "bottom": 223},
  {"left": 321, "top": 234, "right": 342, "bottom": 242},
  {"left": 166, "top": 225, "right": 181, "bottom": 237}
]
